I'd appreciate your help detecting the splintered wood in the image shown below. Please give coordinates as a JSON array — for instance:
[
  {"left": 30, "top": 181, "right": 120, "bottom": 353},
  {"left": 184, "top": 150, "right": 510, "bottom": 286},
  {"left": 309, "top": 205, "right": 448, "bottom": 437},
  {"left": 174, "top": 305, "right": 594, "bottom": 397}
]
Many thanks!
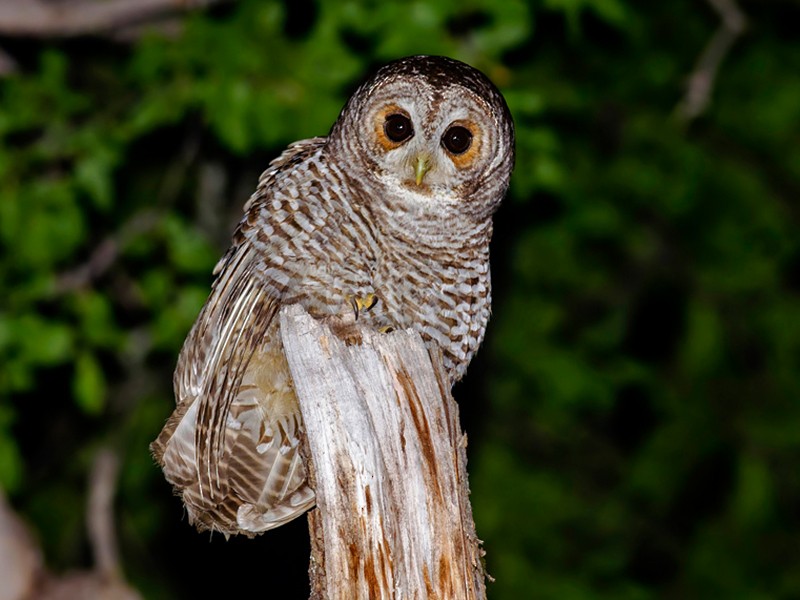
[{"left": 279, "top": 305, "right": 487, "bottom": 600}]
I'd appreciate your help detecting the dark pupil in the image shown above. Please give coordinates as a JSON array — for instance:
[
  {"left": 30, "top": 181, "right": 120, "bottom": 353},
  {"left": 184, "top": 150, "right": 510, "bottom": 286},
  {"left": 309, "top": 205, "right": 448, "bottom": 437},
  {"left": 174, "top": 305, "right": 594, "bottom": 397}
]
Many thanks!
[
  {"left": 443, "top": 126, "right": 472, "bottom": 154},
  {"left": 384, "top": 114, "right": 413, "bottom": 142}
]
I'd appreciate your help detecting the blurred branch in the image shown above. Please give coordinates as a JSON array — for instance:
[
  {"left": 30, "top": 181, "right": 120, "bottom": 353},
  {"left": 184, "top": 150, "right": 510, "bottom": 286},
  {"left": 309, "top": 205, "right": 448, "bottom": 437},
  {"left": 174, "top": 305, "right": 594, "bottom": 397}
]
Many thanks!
[
  {"left": 0, "top": 451, "right": 142, "bottom": 600},
  {"left": 56, "top": 124, "right": 203, "bottom": 293},
  {"left": 0, "top": 0, "right": 234, "bottom": 37},
  {"left": 88, "top": 449, "right": 121, "bottom": 579},
  {"left": 55, "top": 210, "right": 162, "bottom": 293},
  {"left": 0, "top": 490, "right": 42, "bottom": 600},
  {"left": 34, "top": 447, "right": 142, "bottom": 599},
  {"left": 676, "top": 0, "right": 747, "bottom": 123}
]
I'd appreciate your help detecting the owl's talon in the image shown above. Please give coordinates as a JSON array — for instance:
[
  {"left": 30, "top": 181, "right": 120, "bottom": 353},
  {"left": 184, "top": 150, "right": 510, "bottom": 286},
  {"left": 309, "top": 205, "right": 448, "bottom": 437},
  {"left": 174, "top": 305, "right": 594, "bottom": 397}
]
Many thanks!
[
  {"left": 379, "top": 325, "right": 395, "bottom": 334},
  {"left": 348, "top": 293, "right": 378, "bottom": 320}
]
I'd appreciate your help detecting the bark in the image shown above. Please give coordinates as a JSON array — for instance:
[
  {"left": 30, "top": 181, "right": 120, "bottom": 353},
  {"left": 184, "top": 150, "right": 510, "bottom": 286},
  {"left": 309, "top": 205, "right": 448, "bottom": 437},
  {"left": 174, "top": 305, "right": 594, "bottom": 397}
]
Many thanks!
[{"left": 279, "top": 304, "right": 487, "bottom": 600}]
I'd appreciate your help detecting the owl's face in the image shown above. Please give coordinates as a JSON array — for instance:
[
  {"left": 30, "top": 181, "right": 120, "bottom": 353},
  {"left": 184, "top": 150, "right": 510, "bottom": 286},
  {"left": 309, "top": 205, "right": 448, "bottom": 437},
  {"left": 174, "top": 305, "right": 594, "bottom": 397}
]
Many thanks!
[{"left": 329, "top": 56, "right": 514, "bottom": 219}]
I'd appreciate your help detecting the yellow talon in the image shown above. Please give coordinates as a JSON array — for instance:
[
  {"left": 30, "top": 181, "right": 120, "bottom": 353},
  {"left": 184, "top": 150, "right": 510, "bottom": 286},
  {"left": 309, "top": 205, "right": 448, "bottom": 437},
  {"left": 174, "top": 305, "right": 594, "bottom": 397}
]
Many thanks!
[
  {"left": 357, "top": 293, "right": 377, "bottom": 312},
  {"left": 347, "top": 293, "right": 378, "bottom": 320}
]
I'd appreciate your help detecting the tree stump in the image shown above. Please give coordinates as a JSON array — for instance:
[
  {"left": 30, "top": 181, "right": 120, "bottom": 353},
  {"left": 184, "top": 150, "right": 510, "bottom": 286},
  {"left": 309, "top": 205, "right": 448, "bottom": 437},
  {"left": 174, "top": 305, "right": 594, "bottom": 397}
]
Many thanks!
[{"left": 279, "top": 305, "right": 487, "bottom": 600}]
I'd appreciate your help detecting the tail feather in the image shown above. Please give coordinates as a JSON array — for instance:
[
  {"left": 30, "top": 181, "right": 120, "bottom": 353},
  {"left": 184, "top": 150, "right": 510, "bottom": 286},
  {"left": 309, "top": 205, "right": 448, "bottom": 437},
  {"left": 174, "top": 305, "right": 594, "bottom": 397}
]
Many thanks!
[{"left": 151, "top": 245, "right": 315, "bottom": 536}]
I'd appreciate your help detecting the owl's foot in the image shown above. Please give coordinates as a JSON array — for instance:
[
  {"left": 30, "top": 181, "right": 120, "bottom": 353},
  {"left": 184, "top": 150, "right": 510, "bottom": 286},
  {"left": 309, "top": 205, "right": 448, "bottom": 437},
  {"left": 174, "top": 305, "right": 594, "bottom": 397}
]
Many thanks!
[
  {"left": 323, "top": 293, "right": 376, "bottom": 345},
  {"left": 348, "top": 293, "right": 377, "bottom": 320}
]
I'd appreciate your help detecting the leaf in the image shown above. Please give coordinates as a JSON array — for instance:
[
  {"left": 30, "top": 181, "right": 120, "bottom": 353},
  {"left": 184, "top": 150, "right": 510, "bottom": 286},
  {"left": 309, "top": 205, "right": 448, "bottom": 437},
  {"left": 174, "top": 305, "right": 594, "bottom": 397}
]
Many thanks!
[
  {"left": 0, "top": 406, "right": 22, "bottom": 492},
  {"left": 732, "top": 454, "right": 774, "bottom": 529},
  {"left": 75, "top": 149, "right": 115, "bottom": 210},
  {"left": 73, "top": 352, "right": 106, "bottom": 415}
]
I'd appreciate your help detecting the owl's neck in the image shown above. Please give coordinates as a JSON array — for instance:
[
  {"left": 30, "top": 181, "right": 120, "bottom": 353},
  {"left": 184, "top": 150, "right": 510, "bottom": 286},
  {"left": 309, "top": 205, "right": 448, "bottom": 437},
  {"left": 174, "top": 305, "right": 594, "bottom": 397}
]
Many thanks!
[
  {"left": 364, "top": 178, "right": 494, "bottom": 252},
  {"left": 321, "top": 150, "right": 494, "bottom": 256}
]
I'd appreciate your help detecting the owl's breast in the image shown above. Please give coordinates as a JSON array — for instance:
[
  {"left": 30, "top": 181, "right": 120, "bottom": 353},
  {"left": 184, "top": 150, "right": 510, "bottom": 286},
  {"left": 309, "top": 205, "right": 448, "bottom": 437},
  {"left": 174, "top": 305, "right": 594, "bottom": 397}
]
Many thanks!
[
  {"left": 243, "top": 157, "right": 492, "bottom": 383},
  {"left": 369, "top": 242, "right": 491, "bottom": 382}
]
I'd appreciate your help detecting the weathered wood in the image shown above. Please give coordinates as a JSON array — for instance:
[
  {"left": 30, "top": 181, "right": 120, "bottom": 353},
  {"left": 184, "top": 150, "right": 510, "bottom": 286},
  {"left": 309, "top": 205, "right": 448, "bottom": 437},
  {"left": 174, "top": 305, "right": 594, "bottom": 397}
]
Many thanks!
[{"left": 279, "top": 305, "right": 487, "bottom": 600}]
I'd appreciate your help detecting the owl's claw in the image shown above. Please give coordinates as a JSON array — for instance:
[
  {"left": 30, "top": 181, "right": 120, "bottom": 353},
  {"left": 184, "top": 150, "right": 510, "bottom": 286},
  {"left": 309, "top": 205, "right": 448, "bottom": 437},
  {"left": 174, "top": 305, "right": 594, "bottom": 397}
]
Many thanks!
[
  {"left": 348, "top": 293, "right": 378, "bottom": 320},
  {"left": 327, "top": 293, "right": 379, "bottom": 345}
]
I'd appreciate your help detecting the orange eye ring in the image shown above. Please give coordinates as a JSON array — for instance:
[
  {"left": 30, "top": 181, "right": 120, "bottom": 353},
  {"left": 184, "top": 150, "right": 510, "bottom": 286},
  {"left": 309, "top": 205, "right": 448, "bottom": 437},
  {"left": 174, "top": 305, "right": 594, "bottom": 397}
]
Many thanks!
[
  {"left": 374, "top": 105, "right": 414, "bottom": 151},
  {"left": 445, "top": 119, "right": 481, "bottom": 169}
]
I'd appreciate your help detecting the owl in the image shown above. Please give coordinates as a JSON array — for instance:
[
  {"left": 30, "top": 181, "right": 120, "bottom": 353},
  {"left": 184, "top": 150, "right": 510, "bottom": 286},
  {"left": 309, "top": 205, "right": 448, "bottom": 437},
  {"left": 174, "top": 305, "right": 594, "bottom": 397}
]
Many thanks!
[{"left": 151, "top": 55, "right": 515, "bottom": 537}]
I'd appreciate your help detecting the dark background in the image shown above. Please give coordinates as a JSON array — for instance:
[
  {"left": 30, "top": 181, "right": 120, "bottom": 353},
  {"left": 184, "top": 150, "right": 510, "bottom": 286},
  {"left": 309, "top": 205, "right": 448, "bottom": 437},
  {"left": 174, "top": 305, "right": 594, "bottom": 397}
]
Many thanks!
[{"left": 1, "top": 0, "right": 799, "bottom": 597}]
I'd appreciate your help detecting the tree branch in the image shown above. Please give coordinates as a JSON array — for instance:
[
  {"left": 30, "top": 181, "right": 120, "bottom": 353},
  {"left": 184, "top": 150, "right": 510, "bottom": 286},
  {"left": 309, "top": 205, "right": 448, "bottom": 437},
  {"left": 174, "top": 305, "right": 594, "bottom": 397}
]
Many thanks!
[
  {"left": 87, "top": 449, "right": 121, "bottom": 579},
  {"left": 55, "top": 209, "right": 162, "bottom": 293},
  {"left": 0, "top": 490, "right": 42, "bottom": 600},
  {"left": 279, "top": 305, "right": 487, "bottom": 599},
  {"left": 676, "top": 0, "right": 747, "bottom": 123},
  {"left": 0, "top": 0, "right": 234, "bottom": 38}
]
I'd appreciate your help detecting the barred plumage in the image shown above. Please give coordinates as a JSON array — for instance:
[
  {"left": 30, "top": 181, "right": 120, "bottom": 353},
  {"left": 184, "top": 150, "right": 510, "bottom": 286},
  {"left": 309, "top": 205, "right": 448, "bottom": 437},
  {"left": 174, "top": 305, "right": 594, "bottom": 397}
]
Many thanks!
[{"left": 151, "top": 55, "right": 515, "bottom": 536}]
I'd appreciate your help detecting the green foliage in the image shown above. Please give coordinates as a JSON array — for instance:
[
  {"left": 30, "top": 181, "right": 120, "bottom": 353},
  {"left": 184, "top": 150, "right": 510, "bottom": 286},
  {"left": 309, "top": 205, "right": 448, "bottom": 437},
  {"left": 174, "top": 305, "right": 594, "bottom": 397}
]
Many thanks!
[{"left": 1, "top": 0, "right": 799, "bottom": 597}]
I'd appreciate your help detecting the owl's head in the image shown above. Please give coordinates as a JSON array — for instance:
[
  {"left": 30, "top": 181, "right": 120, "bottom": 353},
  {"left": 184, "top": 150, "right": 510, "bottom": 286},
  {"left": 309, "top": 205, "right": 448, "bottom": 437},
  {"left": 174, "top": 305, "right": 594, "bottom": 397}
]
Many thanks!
[{"left": 329, "top": 56, "right": 515, "bottom": 220}]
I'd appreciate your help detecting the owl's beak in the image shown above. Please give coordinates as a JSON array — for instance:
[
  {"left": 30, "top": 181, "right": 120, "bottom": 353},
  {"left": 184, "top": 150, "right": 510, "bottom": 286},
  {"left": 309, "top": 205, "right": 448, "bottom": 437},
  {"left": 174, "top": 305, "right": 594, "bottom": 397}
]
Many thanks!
[{"left": 414, "top": 155, "right": 431, "bottom": 186}]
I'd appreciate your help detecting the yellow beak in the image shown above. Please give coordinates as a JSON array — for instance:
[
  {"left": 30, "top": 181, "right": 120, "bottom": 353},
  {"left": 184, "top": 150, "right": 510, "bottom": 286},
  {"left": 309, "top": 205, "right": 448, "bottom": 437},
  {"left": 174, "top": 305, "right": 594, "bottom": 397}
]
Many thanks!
[{"left": 414, "top": 155, "right": 431, "bottom": 186}]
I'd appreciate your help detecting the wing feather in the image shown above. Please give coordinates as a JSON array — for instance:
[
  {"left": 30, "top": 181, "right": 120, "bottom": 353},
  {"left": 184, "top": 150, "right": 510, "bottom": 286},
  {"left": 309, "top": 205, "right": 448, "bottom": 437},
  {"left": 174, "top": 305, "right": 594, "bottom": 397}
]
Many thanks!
[{"left": 151, "top": 138, "right": 328, "bottom": 536}]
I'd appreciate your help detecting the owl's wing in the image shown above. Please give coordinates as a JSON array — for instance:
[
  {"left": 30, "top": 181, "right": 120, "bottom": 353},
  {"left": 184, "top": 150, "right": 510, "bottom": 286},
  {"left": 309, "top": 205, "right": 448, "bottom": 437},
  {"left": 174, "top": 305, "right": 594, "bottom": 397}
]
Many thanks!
[
  {"left": 240, "top": 136, "right": 328, "bottom": 219},
  {"left": 151, "top": 137, "right": 328, "bottom": 536}
]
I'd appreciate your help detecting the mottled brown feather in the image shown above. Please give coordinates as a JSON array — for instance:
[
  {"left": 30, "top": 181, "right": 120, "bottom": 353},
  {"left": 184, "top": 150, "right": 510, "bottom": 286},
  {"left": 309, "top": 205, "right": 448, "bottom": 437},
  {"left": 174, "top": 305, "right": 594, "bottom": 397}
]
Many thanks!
[
  {"left": 151, "top": 56, "right": 514, "bottom": 537},
  {"left": 151, "top": 142, "right": 325, "bottom": 535}
]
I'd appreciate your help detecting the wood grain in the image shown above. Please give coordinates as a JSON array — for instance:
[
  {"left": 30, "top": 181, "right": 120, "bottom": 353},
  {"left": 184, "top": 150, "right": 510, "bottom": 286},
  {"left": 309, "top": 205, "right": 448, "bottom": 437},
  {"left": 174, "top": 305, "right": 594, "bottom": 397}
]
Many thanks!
[{"left": 280, "top": 304, "right": 487, "bottom": 600}]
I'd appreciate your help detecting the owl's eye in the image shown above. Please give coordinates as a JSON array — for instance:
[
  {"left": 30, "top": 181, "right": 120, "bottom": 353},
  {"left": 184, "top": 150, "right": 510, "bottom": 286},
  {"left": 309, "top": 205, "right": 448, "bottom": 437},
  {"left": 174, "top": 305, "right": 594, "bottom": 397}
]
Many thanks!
[
  {"left": 384, "top": 114, "right": 414, "bottom": 143},
  {"left": 442, "top": 125, "right": 473, "bottom": 155}
]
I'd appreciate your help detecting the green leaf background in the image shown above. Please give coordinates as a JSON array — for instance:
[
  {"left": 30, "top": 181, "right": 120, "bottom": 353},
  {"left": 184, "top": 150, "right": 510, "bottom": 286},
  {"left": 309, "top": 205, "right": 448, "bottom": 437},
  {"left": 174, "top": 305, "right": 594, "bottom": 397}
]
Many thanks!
[{"left": 1, "top": 0, "right": 799, "bottom": 597}]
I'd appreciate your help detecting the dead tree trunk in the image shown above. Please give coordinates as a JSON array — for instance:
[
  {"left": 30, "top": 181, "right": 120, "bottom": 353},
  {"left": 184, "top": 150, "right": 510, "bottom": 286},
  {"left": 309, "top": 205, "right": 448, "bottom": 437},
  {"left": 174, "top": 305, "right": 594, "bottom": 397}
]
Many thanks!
[{"left": 279, "top": 304, "right": 487, "bottom": 600}]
